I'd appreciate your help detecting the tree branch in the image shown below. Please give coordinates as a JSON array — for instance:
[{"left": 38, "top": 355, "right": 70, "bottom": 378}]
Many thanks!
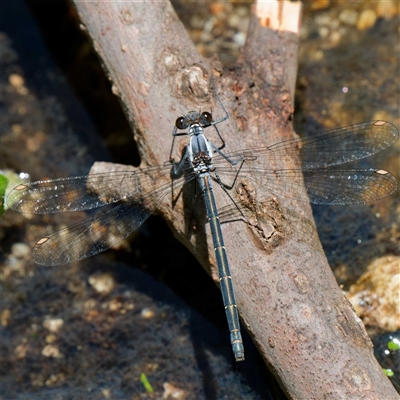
[{"left": 72, "top": 0, "right": 398, "bottom": 398}]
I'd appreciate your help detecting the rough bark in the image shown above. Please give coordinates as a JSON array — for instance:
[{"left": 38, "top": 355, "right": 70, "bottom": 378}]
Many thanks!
[{"left": 72, "top": 1, "right": 399, "bottom": 399}]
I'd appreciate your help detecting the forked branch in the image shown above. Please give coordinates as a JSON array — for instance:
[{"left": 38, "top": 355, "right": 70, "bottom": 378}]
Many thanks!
[{"left": 72, "top": 1, "right": 398, "bottom": 398}]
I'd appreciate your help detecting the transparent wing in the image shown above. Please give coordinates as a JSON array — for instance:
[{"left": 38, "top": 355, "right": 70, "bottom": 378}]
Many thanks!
[
  {"left": 217, "top": 169, "right": 397, "bottom": 254},
  {"left": 210, "top": 120, "right": 398, "bottom": 206},
  {"left": 6, "top": 164, "right": 173, "bottom": 214},
  {"left": 8, "top": 164, "right": 193, "bottom": 266},
  {"left": 32, "top": 183, "right": 172, "bottom": 266},
  {"left": 215, "top": 167, "right": 398, "bottom": 206},
  {"left": 303, "top": 169, "right": 398, "bottom": 205},
  {"left": 212, "top": 120, "right": 399, "bottom": 170}
]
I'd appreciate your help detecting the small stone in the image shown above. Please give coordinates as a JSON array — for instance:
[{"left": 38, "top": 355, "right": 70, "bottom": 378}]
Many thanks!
[
  {"left": 233, "top": 32, "right": 246, "bottom": 47},
  {"left": 109, "top": 297, "right": 122, "bottom": 311},
  {"left": 11, "top": 243, "right": 30, "bottom": 259},
  {"left": 318, "top": 26, "right": 329, "bottom": 38},
  {"left": 88, "top": 272, "right": 115, "bottom": 294},
  {"left": 15, "top": 343, "right": 29, "bottom": 359},
  {"left": 45, "top": 333, "right": 57, "bottom": 343},
  {"left": 141, "top": 308, "right": 154, "bottom": 319},
  {"left": 339, "top": 9, "right": 358, "bottom": 25},
  {"left": 163, "top": 382, "right": 187, "bottom": 399},
  {"left": 347, "top": 256, "right": 400, "bottom": 331},
  {"left": 357, "top": 9, "right": 377, "bottom": 30},
  {"left": 9, "top": 73, "right": 24, "bottom": 88},
  {"left": 41, "top": 344, "right": 62, "bottom": 358},
  {"left": 101, "top": 389, "right": 111, "bottom": 398},
  {"left": 1, "top": 309, "right": 11, "bottom": 326},
  {"left": 43, "top": 317, "right": 64, "bottom": 333},
  {"left": 376, "top": 1, "right": 398, "bottom": 19}
]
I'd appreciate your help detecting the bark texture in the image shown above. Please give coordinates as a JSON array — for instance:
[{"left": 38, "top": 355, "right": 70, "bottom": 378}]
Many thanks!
[{"left": 72, "top": 1, "right": 399, "bottom": 399}]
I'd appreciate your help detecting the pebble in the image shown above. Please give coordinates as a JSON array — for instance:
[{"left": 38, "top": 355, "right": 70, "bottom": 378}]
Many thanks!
[
  {"left": 357, "top": 9, "right": 377, "bottom": 30},
  {"left": 88, "top": 272, "right": 116, "bottom": 294},
  {"left": 163, "top": 382, "right": 187, "bottom": 399},
  {"left": 43, "top": 317, "right": 64, "bottom": 333},
  {"left": 11, "top": 243, "right": 30, "bottom": 259},
  {"left": 41, "top": 344, "right": 62, "bottom": 358},
  {"left": 141, "top": 308, "right": 154, "bottom": 319},
  {"left": 339, "top": 9, "right": 358, "bottom": 25},
  {"left": 347, "top": 256, "right": 400, "bottom": 331}
]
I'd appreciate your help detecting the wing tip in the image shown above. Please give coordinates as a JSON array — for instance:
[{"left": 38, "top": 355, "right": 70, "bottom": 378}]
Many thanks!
[{"left": 373, "top": 120, "right": 399, "bottom": 139}]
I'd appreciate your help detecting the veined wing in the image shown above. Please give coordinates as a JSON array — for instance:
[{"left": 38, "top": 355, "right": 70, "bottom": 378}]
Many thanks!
[
  {"left": 302, "top": 169, "right": 397, "bottom": 205},
  {"left": 212, "top": 120, "right": 398, "bottom": 170},
  {"left": 6, "top": 164, "right": 173, "bottom": 214},
  {"left": 32, "top": 182, "right": 173, "bottom": 266},
  {"left": 216, "top": 169, "right": 396, "bottom": 255},
  {"left": 213, "top": 167, "right": 398, "bottom": 205}
]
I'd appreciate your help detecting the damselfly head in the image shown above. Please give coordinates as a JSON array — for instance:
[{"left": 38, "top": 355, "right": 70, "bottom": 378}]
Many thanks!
[{"left": 175, "top": 111, "right": 213, "bottom": 130}]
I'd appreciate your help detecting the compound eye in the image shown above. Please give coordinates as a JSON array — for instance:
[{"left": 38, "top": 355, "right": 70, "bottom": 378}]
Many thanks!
[
  {"left": 202, "top": 112, "right": 212, "bottom": 125},
  {"left": 175, "top": 117, "right": 186, "bottom": 130}
]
